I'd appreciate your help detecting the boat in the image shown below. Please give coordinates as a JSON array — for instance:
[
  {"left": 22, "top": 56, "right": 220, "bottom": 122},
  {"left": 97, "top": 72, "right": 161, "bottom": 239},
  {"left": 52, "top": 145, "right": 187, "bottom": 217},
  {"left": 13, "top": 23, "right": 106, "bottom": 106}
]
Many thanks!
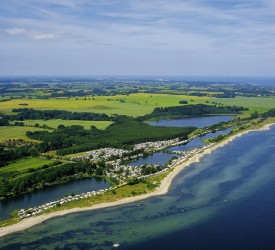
[{"left": 113, "top": 243, "right": 120, "bottom": 248}]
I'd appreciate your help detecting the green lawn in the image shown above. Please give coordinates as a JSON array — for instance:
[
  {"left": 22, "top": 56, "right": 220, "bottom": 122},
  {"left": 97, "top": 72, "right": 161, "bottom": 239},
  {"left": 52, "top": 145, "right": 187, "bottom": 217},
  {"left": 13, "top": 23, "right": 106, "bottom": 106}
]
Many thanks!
[
  {"left": 0, "top": 126, "right": 48, "bottom": 142},
  {"left": 11, "top": 119, "right": 113, "bottom": 130},
  {"left": 0, "top": 157, "right": 55, "bottom": 174}
]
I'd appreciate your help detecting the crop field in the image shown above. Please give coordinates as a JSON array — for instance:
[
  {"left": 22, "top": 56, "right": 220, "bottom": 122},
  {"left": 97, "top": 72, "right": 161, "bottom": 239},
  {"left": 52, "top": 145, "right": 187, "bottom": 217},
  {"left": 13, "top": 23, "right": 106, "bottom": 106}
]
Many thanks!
[
  {"left": 0, "top": 157, "right": 55, "bottom": 174},
  {"left": 0, "top": 94, "right": 208, "bottom": 117},
  {"left": 11, "top": 120, "right": 113, "bottom": 130},
  {"left": 0, "top": 126, "right": 48, "bottom": 142},
  {"left": 1, "top": 94, "right": 274, "bottom": 118}
]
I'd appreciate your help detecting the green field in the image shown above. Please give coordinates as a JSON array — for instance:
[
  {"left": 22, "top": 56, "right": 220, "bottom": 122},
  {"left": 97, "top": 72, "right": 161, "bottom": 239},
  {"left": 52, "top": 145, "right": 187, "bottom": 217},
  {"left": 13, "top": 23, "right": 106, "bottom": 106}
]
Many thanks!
[
  {"left": 0, "top": 94, "right": 208, "bottom": 117},
  {"left": 0, "top": 126, "right": 48, "bottom": 142},
  {"left": 208, "top": 96, "right": 275, "bottom": 114},
  {"left": 1, "top": 94, "right": 274, "bottom": 117},
  {"left": 0, "top": 157, "right": 55, "bottom": 174},
  {"left": 11, "top": 120, "right": 113, "bottom": 130}
]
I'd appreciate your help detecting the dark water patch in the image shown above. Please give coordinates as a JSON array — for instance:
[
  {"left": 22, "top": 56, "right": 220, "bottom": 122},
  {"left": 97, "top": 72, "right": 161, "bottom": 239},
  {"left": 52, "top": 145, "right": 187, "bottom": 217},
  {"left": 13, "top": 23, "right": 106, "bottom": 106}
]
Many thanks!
[
  {"left": 130, "top": 179, "right": 275, "bottom": 250},
  {"left": 91, "top": 221, "right": 116, "bottom": 227}
]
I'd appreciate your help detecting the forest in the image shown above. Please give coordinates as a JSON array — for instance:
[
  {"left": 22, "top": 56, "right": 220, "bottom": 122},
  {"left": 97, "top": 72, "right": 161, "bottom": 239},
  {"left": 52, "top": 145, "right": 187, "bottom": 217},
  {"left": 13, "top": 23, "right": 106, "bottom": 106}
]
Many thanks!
[
  {"left": 9, "top": 108, "right": 113, "bottom": 121},
  {"left": 26, "top": 119, "right": 195, "bottom": 155}
]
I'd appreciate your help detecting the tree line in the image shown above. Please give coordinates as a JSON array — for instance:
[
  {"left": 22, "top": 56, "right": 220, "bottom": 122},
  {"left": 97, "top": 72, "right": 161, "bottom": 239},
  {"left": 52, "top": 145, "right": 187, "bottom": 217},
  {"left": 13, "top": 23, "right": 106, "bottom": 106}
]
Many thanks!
[
  {"left": 9, "top": 108, "right": 112, "bottom": 121},
  {"left": 142, "top": 104, "right": 248, "bottom": 120}
]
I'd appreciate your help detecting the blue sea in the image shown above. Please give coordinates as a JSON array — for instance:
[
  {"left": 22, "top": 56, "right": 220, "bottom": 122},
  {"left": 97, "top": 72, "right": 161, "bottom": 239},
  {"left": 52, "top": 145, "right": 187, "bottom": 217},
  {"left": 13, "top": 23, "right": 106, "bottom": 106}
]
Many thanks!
[
  {"left": 0, "top": 126, "right": 275, "bottom": 249},
  {"left": 170, "top": 76, "right": 275, "bottom": 86}
]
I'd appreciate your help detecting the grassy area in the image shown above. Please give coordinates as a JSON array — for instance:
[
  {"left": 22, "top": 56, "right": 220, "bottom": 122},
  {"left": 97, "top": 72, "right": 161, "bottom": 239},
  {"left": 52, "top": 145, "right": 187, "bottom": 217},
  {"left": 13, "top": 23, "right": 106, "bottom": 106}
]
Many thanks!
[
  {"left": 11, "top": 119, "right": 113, "bottom": 130},
  {"left": 208, "top": 96, "right": 275, "bottom": 114},
  {"left": 0, "top": 94, "right": 208, "bottom": 117},
  {"left": 0, "top": 157, "right": 55, "bottom": 174},
  {"left": 0, "top": 126, "right": 48, "bottom": 142}
]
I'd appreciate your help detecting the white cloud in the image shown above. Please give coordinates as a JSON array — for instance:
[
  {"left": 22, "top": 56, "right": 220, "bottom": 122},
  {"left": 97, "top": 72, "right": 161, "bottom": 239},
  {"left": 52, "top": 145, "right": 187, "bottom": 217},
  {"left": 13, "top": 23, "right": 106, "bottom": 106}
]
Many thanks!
[
  {"left": 6, "top": 27, "right": 26, "bottom": 35},
  {"left": 5, "top": 26, "right": 58, "bottom": 41},
  {"left": 31, "top": 33, "right": 57, "bottom": 40}
]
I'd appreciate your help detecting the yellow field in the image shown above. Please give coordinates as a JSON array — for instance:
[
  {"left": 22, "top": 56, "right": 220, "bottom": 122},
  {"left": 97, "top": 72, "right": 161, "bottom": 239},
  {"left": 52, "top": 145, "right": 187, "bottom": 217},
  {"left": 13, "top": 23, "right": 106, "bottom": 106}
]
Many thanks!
[{"left": 0, "top": 94, "right": 208, "bottom": 117}]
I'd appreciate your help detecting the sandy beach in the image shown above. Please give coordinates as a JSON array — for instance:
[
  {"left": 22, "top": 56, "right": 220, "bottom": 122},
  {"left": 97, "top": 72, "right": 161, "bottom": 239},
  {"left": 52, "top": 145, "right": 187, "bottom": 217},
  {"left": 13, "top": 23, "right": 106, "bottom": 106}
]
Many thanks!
[{"left": 0, "top": 123, "right": 273, "bottom": 238}]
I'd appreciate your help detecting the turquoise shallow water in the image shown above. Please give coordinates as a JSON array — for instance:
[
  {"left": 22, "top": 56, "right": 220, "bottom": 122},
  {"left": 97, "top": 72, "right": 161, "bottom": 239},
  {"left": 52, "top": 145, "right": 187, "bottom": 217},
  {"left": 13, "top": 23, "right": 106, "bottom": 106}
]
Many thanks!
[{"left": 0, "top": 125, "right": 275, "bottom": 250}]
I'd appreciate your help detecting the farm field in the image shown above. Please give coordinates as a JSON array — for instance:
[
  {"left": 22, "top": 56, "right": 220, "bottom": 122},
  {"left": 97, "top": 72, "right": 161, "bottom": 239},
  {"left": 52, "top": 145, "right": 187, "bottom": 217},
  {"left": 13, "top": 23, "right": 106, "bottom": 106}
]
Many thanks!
[
  {"left": 11, "top": 120, "right": 113, "bottom": 130},
  {"left": 0, "top": 157, "right": 55, "bottom": 174},
  {"left": 0, "top": 94, "right": 208, "bottom": 117},
  {"left": 0, "top": 126, "right": 47, "bottom": 142}
]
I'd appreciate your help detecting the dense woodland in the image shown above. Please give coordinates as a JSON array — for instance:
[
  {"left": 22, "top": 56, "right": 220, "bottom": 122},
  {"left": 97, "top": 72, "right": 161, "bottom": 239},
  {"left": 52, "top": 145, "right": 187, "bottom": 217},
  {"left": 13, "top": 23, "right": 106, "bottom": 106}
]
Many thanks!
[
  {"left": 142, "top": 104, "right": 248, "bottom": 120},
  {"left": 263, "top": 108, "right": 275, "bottom": 117}
]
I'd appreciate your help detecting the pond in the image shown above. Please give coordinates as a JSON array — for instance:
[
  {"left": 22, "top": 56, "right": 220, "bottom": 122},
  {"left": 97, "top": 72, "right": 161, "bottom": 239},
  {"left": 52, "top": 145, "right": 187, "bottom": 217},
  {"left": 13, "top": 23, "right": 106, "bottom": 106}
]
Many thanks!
[
  {"left": 127, "top": 152, "right": 178, "bottom": 167},
  {"left": 148, "top": 115, "right": 233, "bottom": 128},
  {"left": 0, "top": 177, "right": 111, "bottom": 220}
]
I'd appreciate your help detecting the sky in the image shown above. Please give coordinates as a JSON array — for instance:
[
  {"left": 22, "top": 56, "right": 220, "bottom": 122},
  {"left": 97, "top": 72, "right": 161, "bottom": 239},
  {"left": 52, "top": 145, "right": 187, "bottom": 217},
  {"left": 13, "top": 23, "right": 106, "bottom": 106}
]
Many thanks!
[{"left": 1, "top": 0, "right": 275, "bottom": 76}]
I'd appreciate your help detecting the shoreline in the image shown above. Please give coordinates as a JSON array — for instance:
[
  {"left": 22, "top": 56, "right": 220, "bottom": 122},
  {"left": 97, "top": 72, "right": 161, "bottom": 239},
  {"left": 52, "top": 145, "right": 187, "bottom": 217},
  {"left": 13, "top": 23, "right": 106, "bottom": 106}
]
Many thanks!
[{"left": 0, "top": 123, "right": 273, "bottom": 238}]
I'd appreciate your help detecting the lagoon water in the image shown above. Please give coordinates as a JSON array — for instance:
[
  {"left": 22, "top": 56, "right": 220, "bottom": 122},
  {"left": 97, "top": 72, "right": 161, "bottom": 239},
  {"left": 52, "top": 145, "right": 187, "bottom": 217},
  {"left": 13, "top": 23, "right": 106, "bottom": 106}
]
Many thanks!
[
  {"left": 1, "top": 126, "right": 275, "bottom": 249},
  {"left": 148, "top": 116, "right": 233, "bottom": 128},
  {"left": 0, "top": 177, "right": 110, "bottom": 221},
  {"left": 128, "top": 127, "right": 232, "bottom": 167}
]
